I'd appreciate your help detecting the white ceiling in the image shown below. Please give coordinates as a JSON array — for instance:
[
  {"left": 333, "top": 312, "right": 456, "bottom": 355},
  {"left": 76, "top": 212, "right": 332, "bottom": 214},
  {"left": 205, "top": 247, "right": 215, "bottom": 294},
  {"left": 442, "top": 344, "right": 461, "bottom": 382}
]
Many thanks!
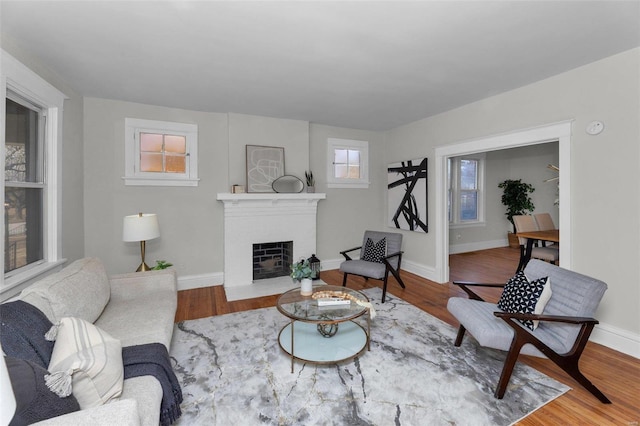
[{"left": 2, "top": 1, "right": 639, "bottom": 131}]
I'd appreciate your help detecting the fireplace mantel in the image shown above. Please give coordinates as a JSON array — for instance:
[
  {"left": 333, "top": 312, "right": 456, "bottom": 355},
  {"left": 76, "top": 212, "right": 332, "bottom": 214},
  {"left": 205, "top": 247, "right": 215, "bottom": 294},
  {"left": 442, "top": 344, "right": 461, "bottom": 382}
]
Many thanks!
[
  {"left": 217, "top": 192, "right": 325, "bottom": 301},
  {"left": 217, "top": 192, "right": 326, "bottom": 204}
]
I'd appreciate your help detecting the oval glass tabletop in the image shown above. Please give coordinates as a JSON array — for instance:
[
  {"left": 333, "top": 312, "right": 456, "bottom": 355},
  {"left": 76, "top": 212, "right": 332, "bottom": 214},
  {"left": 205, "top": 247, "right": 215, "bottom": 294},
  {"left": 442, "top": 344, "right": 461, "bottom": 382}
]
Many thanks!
[{"left": 276, "top": 284, "right": 369, "bottom": 323}]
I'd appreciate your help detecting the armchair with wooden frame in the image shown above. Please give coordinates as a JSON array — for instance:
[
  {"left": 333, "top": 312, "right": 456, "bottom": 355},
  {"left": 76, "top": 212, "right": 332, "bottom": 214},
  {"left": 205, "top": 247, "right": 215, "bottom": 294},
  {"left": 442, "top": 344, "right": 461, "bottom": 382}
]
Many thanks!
[
  {"left": 447, "top": 259, "right": 611, "bottom": 403},
  {"left": 339, "top": 230, "right": 405, "bottom": 303}
]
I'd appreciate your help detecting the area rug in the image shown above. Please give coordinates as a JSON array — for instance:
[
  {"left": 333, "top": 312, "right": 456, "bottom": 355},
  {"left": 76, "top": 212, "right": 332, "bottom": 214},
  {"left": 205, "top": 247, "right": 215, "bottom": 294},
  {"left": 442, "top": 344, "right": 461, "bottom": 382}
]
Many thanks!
[{"left": 169, "top": 288, "right": 569, "bottom": 425}]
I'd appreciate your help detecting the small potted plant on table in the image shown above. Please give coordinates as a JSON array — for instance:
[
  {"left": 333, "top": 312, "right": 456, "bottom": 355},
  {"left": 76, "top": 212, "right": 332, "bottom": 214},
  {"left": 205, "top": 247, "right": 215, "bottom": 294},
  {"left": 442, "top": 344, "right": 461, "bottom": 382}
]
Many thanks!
[{"left": 291, "top": 258, "right": 313, "bottom": 296}]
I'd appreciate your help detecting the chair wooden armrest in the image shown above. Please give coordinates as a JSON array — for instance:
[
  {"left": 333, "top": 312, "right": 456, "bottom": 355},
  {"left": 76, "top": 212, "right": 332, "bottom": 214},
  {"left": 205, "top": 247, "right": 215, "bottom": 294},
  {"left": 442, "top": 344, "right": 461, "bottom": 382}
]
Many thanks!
[
  {"left": 494, "top": 311, "right": 599, "bottom": 326},
  {"left": 340, "top": 246, "right": 362, "bottom": 261},
  {"left": 382, "top": 250, "right": 403, "bottom": 260},
  {"left": 452, "top": 281, "right": 506, "bottom": 302}
]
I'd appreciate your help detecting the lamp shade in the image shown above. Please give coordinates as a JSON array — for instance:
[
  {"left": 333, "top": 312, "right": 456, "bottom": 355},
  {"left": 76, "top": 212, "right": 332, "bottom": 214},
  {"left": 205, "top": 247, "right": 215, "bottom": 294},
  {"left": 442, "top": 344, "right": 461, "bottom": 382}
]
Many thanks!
[{"left": 122, "top": 213, "right": 160, "bottom": 242}]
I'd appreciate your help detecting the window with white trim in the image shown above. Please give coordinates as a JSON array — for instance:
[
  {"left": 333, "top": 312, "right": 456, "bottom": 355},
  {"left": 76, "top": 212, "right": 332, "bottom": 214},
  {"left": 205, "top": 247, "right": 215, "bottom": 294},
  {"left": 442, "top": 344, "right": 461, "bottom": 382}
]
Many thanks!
[
  {"left": 448, "top": 154, "right": 485, "bottom": 226},
  {"left": 326, "top": 138, "right": 369, "bottom": 189},
  {"left": 124, "top": 118, "right": 199, "bottom": 186},
  {"left": 2, "top": 49, "right": 65, "bottom": 290}
]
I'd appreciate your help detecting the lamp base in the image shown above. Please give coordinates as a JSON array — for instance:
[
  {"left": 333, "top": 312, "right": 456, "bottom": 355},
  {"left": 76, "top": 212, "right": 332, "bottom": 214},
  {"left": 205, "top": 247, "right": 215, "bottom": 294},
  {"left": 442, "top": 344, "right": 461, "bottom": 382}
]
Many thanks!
[{"left": 136, "top": 262, "right": 152, "bottom": 272}]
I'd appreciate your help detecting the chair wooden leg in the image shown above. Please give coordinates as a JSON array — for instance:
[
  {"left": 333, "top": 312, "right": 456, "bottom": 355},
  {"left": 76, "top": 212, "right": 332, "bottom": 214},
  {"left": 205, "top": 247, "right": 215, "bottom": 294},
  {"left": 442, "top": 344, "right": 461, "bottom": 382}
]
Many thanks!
[
  {"left": 381, "top": 274, "right": 388, "bottom": 303},
  {"left": 562, "top": 362, "right": 612, "bottom": 404},
  {"left": 342, "top": 272, "right": 348, "bottom": 287},
  {"left": 454, "top": 325, "right": 466, "bottom": 347},
  {"left": 495, "top": 334, "right": 526, "bottom": 399}
]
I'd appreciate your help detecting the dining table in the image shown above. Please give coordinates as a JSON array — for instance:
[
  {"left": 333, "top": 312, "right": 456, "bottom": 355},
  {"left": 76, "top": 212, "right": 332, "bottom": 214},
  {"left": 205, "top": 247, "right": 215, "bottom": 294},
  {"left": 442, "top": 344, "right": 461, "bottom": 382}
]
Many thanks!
[{"left": 515, "top": 229, "right": 560, "bottom": 272}]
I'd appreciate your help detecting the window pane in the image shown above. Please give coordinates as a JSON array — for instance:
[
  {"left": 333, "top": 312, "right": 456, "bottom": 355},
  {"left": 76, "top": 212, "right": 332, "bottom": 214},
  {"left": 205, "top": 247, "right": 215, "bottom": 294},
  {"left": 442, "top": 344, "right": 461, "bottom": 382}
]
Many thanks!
[
  {"left": 460, "top": 159, "right": 477, "bottom": 190},
  {"left": 5, "top": 99, "right": 41, "bottom": 183},
  {"left": 164, "top": 135, "right": 186, "bottom": 153},
  {"left": 334, "top": 164, "right": 348, "bottom": 178},
  {"left": 460, "top": 191, "right": 478, "bottom": 221},
  {"left": 140, "top": 153, "right": 163, "bottom": 172},
  {"left": 348, "top": 149, "right": 360, "bottom": 166},
  {"left": 334, "top": 149, "right": 347, "bottom": 165},
  {"left": 4, "top": 187, "right": 43, "bottom": 272},
  {"left": 140, "top": 133, "right": 163, "bottom": 152},
  {"left": 165, "top": 155, "right": 186, "bottom": 173},
  {"left": 348, "top": 165, "right": 361, "bottom": 179}
]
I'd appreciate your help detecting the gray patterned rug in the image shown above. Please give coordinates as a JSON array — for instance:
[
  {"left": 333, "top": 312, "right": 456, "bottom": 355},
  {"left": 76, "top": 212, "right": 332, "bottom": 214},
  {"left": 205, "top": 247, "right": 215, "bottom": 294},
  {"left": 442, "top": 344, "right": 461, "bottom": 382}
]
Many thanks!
[{"left": 169, "top": 288, "right": 569, "bottom": 425}]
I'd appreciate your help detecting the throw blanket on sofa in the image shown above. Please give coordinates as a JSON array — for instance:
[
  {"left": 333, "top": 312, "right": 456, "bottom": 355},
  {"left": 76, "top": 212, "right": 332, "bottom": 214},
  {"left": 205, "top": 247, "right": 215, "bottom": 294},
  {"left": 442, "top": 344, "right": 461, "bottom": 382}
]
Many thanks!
[
  {"left": 0, "top": 301, "right": 54, "bottom": 368},
  {"left": 123, "top": 343, "right": 183, "bottom": 426}
]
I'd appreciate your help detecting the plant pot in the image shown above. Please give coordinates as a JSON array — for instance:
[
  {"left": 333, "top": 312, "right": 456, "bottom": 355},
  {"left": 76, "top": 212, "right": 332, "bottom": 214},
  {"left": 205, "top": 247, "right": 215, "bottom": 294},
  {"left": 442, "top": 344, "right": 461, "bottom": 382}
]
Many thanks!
[
  {"left": 300, "top": 278, "right": 313, "bottom": 296},
  {"left": 306, "top": 186, "right": 315, "bottom": 193},
  {"left": 508, "top": 232, "right": 520, "bottom": 248}
]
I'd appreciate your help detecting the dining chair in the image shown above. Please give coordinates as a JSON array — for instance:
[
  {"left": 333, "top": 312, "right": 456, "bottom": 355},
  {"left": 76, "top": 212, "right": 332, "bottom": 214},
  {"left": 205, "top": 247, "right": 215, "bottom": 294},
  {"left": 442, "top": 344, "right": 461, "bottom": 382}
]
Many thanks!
[
  {"left": 534, "top": 213, "right": 559, "bottom": 248},
  {"left": 513, "top": 215, "right": 559, "bottom": 265}
]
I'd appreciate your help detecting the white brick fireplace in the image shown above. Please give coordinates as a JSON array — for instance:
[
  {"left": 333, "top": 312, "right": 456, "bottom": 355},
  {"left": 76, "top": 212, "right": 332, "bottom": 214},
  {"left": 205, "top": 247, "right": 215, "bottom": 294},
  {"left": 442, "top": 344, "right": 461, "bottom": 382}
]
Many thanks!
[{"left": 217, "top": 192, "right": 326, "bottom": 301}]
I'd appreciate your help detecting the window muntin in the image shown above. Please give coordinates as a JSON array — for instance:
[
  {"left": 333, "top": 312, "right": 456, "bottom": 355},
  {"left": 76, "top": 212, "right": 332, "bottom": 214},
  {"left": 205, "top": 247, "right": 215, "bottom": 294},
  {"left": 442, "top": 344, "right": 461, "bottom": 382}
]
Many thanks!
[
  {"left": 4, "top": 95, "right": 46, "bottom": 273},
  {"left": 124, "top": 118, "right": 198, "bottom": 186},
  {"left": 139, "top": 132, "right": 187, "bottom": 173},
  {"left": 448, "top": 155, "right": 485, "bottom": 226},
  {"left": 327, "top": 138, "right": 369, "bottom": 188}
]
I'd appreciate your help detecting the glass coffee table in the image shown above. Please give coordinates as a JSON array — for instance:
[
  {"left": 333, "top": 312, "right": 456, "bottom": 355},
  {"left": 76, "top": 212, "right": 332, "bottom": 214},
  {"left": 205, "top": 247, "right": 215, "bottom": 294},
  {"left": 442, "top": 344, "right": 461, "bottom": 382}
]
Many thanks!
[{"left": 276, "top": 284, "right": 371, "bottom": 373}]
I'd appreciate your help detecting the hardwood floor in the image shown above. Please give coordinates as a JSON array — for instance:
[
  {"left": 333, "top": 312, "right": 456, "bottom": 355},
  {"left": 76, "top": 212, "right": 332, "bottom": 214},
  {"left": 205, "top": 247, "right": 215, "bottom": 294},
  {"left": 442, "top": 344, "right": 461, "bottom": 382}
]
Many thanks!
[{"left": 175, "top": 247, "right": 640, "bottom": 425}]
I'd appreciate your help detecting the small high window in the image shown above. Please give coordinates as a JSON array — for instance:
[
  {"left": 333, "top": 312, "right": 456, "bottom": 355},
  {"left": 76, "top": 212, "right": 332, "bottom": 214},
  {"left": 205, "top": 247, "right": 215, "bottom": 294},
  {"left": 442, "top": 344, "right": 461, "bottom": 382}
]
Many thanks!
[
  {"left": 327, "top": 138, "right": 369, "bottom": 189},
  {"left": 124, "top": 118, "right": 199, "bottom": 186}
]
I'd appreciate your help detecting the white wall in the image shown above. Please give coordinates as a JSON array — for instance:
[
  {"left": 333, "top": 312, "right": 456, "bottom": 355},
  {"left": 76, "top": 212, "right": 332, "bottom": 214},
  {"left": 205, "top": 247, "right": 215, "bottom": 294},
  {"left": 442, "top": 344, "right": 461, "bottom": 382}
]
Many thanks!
[
  {"left": 385, "top": 48, "right": 640, "bottom": 355},
  {"left": 83, "top": 98, "right": 229, "bottom": 278},
  {"left": 309, "top": 123, "right": 386, "bottom": 270}
]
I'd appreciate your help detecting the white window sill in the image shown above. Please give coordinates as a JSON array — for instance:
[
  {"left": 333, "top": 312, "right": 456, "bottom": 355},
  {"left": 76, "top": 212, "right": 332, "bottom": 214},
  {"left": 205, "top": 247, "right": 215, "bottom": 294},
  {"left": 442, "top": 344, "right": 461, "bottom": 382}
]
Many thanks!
[
  {"left": 449, "top": 221, "right": 486, "bottom": 229},
  {"left": 327, "top": 182, "right": 370, "bottom": 189},
  {"left": 123, "top": 177, "right": 200, "bottom": 187},
  {"left": 2, "top": 259, "right": 67, "bottom": 294}
]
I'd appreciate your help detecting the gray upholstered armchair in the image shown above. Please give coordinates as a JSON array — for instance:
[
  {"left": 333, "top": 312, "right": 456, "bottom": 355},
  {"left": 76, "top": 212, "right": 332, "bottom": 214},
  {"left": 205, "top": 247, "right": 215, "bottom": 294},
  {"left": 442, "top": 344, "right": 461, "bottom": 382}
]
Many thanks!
[
  {"left": 339, "top": 230, "right": 406, "bottom": 303},
  {"left": 447, "top": 259, "right": 610, "bottom": 403}
]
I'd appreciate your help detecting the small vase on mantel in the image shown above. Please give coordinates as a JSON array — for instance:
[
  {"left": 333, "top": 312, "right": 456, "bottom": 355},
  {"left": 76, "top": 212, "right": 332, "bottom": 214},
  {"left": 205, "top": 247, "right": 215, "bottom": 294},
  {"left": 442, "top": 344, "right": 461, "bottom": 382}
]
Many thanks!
[{"left": 300, "top": 278, "right": 313, "bottom": 296}]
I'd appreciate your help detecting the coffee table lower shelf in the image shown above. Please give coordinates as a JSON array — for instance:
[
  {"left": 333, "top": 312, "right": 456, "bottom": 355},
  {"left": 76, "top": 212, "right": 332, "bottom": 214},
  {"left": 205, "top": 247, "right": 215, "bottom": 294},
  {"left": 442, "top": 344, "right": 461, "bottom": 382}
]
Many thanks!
[{"left": 278, "top": 320, "right": 368, "bottom": 372}]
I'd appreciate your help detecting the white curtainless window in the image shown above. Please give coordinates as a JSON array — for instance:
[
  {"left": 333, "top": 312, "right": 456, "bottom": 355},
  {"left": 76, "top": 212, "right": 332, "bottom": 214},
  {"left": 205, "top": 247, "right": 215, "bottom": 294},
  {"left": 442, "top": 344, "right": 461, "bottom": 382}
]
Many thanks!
[
  {"left": 326, "top": 138, "right": 369, "bottom": 189},
  {"left": 124, "top": 118, "right": 199, "bottom": 186}
]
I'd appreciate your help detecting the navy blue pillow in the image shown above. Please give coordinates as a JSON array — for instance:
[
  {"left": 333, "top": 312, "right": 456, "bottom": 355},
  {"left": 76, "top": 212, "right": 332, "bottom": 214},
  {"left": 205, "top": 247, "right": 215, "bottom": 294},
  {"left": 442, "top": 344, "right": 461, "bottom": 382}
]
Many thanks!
[
  {"left": 0, "top": 301, "right": 54, "bottom": 368},
  {"left": 5, "top": 356, "right": 80, "bottom": 425}
]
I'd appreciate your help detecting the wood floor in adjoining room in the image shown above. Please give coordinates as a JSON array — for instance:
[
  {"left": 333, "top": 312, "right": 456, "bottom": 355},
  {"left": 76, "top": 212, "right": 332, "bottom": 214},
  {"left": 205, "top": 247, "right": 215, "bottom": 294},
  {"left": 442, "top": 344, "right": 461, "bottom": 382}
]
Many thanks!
[{"left": 175, "top": 247, "right": 640, "bottom": 425}]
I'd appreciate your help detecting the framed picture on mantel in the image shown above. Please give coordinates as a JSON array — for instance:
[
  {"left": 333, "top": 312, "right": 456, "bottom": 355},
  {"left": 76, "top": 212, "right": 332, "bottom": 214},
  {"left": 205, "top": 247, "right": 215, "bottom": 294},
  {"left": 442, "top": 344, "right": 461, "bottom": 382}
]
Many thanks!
[{"left": 246, "top": 145, "right": 285, "bottom": 193}]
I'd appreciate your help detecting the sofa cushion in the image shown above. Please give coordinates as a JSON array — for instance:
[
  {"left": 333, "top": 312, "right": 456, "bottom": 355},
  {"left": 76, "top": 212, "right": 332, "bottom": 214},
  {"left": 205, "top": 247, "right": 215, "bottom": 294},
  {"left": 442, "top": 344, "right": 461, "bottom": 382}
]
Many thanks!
[
  {"left": 0, "top": 301, "right": 54, "bottom": 369},
  {"left": 47, "top": 317, "right": 123, "bottom": 409},
  {"left": 20, "top": 258, "right": 110, "bottom": 323},
  {"left": 5, "top": 356, "right": 80, "bottom": 425}
]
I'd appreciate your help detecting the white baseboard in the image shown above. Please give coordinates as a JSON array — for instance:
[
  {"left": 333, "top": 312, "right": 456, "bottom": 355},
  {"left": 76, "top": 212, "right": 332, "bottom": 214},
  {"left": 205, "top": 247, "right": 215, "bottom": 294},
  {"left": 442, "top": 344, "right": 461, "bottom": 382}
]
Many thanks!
[
  {"left": 591, "top": 322, "right": 640, "bottom": 359},
  {"left": 177, "top": 272, "right": 223, "bottom": 291},
  {"left": 449, "top": 239, "right": 508, "bottom": 254}
]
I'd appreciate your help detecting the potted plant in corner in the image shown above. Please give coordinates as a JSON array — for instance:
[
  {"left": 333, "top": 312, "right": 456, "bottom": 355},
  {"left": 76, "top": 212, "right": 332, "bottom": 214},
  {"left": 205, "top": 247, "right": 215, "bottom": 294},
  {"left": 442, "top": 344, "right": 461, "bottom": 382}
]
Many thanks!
[
  {"left": 291, "top": 258, "right": 313, "bottom": 296},
  {"left": 498, "top": 179, "right": 535, "bottom": 248}
]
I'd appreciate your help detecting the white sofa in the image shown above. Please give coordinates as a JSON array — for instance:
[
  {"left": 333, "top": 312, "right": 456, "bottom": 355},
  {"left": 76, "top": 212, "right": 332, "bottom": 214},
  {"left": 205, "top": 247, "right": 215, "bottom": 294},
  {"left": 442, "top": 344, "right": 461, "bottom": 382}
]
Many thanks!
[{"left": 7, "top": 257, "right": 178, "bottom": 426}]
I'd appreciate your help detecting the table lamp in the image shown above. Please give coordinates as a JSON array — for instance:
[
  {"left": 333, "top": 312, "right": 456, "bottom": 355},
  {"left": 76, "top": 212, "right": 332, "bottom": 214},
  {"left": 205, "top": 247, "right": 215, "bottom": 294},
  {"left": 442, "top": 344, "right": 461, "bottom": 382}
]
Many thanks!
[{"left": 123, "top": 213, "right": 160, "bottom": 272}]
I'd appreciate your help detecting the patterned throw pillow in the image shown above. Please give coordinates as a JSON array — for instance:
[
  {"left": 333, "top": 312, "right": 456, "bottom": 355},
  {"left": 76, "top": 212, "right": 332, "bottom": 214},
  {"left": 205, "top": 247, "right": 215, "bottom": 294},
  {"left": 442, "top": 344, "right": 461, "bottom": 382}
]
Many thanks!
[
  {"left": 497, "top": 271, "right": 552, "bottom": 330},
  {"left": 46, "top": 317, "right": 124, "bottom": 409},
  {"left": 361, "top": 237, "right": 386, "bottom": 263}
]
